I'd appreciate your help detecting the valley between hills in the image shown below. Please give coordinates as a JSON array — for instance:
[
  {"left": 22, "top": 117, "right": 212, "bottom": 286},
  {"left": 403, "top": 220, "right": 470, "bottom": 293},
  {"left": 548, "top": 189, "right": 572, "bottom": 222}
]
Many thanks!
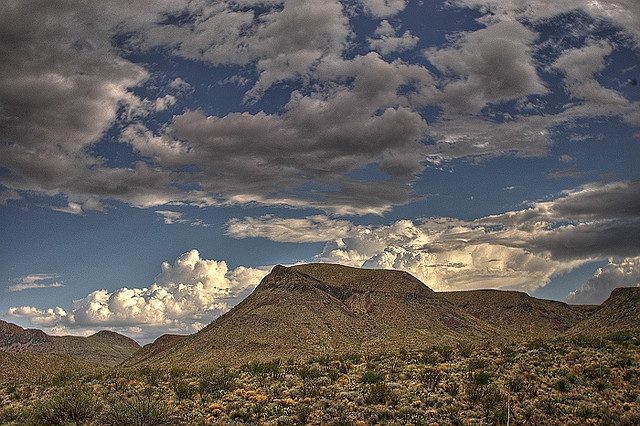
[{"left": 1, "top": 263, "right": 639, "bottom": 425}]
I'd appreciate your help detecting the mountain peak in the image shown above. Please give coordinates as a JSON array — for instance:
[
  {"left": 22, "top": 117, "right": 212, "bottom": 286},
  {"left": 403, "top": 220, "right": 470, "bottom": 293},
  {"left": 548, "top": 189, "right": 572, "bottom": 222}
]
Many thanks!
[{"left": 255, "top": 265, "right": 322, "bottom": 292}]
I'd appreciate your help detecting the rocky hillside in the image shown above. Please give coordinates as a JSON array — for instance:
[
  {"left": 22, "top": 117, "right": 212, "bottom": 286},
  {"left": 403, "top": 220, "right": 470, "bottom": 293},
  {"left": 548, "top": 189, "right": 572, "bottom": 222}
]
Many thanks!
[
  {"left": 566, "top": 287, "right": 640, "bottom": 336},
  {"left": 440, "top": 289, "right": 588, "bottom": 339}
]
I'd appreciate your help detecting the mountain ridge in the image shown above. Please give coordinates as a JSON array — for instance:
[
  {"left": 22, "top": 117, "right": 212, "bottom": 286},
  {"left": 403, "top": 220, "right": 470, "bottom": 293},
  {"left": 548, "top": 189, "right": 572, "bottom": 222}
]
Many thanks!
[{"left": 0, "top": 320, "right": 141, "bottom": 366}]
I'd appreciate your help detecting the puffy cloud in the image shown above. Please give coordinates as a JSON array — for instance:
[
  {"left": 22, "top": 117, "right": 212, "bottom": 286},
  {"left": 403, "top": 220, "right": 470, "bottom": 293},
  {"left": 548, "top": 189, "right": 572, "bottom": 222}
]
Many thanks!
[
  {"left": 425, "top": 20, "right": 548, "bottom": 113},
  {"left": 139, "top": 0, "right": 351, "bottom": 101},
  {"left": 552, "top": 41, "right": 640, "bottom": 125},
  {"left": 564, "top": 257, "right": 640, "bottom": 305},
  {"left": 453, "top": 0, "right": 640, "bottom": 46},
  {"left": 6, "top": 250, "right": 268, "bottom": 338},
  {"left": 368, "top": 20, "right": 419, "bottom": 55},
  {"left": 359, "top": 0, "right": 408, "bottom": 18},
  {"left": 161, "top": 53, "right": 431, "bottom": 214},
  {"left": 226, "top": 215, "right": 359, "bottom": 243},
  {"left": 7, "top": 274, "right": 64, "bottom": 292},
  {"left": 314, "top": 218, "right": 581, "bottom": 292},
  {"left": 224, "top": 179, "right": 640, "bottom": 293}
]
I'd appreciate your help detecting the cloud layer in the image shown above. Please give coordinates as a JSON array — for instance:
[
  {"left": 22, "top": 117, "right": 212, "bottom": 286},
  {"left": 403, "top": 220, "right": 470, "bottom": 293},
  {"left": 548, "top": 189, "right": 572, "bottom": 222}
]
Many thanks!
[
  {"left": 228, "top": 179, "right": 640, "bottom": 294},
  {"left": 1, "top": 0, "right": 638, "bottom": 214}
]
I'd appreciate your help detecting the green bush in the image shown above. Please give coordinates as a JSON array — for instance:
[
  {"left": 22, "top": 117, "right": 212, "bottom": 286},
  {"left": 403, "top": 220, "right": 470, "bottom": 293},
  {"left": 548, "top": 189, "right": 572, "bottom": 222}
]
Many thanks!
[
  {"left": 199, "top": 368, "right": 237, "bottom": 393},
  {"left": 456, "top": 343, "right": 473, "bottom": 358},
  {"left": 101, "top": 387, "right": 173, "bottom": 426},
  {"left": 364, "top": 382, "right": 390, "bottom": 404},
  {"left": 469, "top": 370, "right": 492, "bottom": 385},
  {"left": 555, "top": 378, "right": 570, "bottom": 392},
  {"left": 418, "top": 367, "right": 440, "bottom": 388},
  {"left": 297, "top": 364, "right": 322, "bottom": 380},
  {"left": 171, "top": 380, "right": 198, "bottom": 400},
  {"left": 360, "top": 370, "right": 385, "bottom": 384},
  {"left": 436, "top": 346, "right": 455, "bottom": 362},
  {"left": 242, "top": 360, "right": 282, "bottom": 379},
  {"left": 29, "top": 382, "right": 100, "bottom": 425}
]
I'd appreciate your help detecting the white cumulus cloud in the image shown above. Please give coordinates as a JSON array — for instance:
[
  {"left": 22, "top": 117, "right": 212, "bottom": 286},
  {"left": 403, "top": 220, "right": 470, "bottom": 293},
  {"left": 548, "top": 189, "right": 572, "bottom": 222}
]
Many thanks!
[
  {"left": 564, "top": 257, "right": 640, "bottom": 305},
  {"left": 5, "top": 250, "right": 268, "bottom": 339}
]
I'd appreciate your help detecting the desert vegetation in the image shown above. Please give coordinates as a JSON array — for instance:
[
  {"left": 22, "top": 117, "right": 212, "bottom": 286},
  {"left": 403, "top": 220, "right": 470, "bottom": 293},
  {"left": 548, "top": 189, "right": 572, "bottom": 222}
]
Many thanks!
[{"left": 1, "top": 333, "right": 639, "bottom": 425}]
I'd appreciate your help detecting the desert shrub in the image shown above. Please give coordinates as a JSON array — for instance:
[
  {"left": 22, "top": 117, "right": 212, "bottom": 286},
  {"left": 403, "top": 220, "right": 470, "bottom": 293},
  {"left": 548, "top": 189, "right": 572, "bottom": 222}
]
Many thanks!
[
  {"left": 592, "top": 379, "right": 609, "bottom": 391},
  {"left": 444, "top": 381, "right": 459, "bottom": 397},
  {"left": 575, "top": 404, "right": 595, "bottom": 419},
  {"left": 29, "top": 382, "right": 101, "bottom": 425},
  {"left": 469, "top": 370, "right": 492, "bottom": 385},
  {"left": 295, "top": 403, "right": 312, "bottom": 423},
  {"left": 364, "top": 382, "right": 391, "bottom": 405},
  {"left": 555, "top": 378, "right": 570, "bottom": 392},
  {"left": 171, "top": 380, "right": 198, "bottom": 400},
  {"left": 527, "top": 339, "right": 549, "bottom": 351},
  {"left": 48, "top": 370, "right": 78, "bottom": 387},
  {"left": 619, "top": 413, "right": 640, "bottom": 426},
  {"left": 331, "top": 420, "right": 353, "bottom": 426},
  {"left": 243, "top": 360, "right": 282, "bottom": 379},
  {"left": 326, "top": 367, "right": 342, "bottom": 382},
  {"left": 506, "top": 375, "right": 523, "bottom": 393},
  {"left": 420, "top": 348, "right": 439, "bottom": 365},
  {"left": 467, "top": 358, "right": 489, "bottom": 370},
  {"left": 297, "top": 364, "right": 322, "bottom": 380},
  {"left": 0, "top": 407, "right": 27, "bottom": 424},
  {"left": 199, "top": 368, "right": 237, "bottom": 394},
  {"left": 136, "top": 367, "right": 163, "bottom": 386},
  {"left": 101, "top": 387, "right": 174, "bottom": 426},
  {"left": 418, "top": 367, "right": 440, "bottom": 388},
  {"left": 360, "top": 370, "right": 385, "bottom": 384},
  {"left": 339, "top": 352, "right": 362, "bottom": 364},
  {"left": 457, "top": 343, "right": 473, "bottom": 358},
  {"left": 229, "top": 409, "right": 253, "bottom": 422},
  {"left": 481, "top": 385, "right": 504, "bottom": 411},
  {"left": 167, "top": 368, "right": 188, "bottom": 378},
  {"left": 499, "top": 344, "right": 516, "bottom": 358},
  {"left": 465, "top": 383, "right": 485, "bottom": 403},
  {"left": 436, "top": 345, "right": 455, "bottom": 362}
]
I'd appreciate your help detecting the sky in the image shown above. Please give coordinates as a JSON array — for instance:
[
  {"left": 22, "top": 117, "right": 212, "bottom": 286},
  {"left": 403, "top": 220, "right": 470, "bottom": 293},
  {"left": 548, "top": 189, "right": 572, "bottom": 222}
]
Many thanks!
[{"left": 1, "top": 0, "right": 639, "bottom": 344}]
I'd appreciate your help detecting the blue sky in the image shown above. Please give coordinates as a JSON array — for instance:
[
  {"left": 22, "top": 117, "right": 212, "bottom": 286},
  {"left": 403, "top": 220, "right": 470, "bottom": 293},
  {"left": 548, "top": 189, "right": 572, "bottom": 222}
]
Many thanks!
[{"left": 1, "top": 0, "right": 639, "bottom": 343}]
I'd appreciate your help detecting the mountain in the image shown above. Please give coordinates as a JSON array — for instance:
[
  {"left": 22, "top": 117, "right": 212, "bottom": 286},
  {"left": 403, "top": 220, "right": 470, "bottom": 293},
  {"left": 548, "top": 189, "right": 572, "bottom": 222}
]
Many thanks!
[
  {"left": 566, "top": 287, "right": 640, "bottom": 336},
  {"left": 132, "top": 264, "right": 500, "bottom": 369},
  {"left": 122, "top": 334, "right": 187, "bottom": 367},
  {"left": 440, "top": 289, "right": 588, "bottom": 339},
  {"left": 0, "top": 320, "right": 141, "bottom": 366}
]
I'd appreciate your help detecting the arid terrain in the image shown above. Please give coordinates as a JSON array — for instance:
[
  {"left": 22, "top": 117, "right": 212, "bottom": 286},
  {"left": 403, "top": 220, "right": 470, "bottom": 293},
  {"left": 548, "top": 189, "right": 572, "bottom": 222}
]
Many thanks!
[{"left": 1, "top": 264, "right": 639, "bottom": 424}]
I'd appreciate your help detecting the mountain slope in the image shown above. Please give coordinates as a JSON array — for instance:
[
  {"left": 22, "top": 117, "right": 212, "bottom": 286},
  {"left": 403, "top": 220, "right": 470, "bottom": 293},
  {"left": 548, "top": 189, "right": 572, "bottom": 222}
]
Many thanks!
[
  {"left": 440, "top": 289, "right": 588, "bottom": 339},
  {"left": 0, "top": 320, "right": 141, "bottom": 366},
  {"left": 135, "top": 264, "right": 500, "bottom": 369},
  {"left": 122, "top": 334, "right": 187, "bottom": 367},
  {"left": 566, "top": 287, "right": 640, "bottom": 336},
  {"left": 0, "top": 350, "right": 101, "bottom": 383}
]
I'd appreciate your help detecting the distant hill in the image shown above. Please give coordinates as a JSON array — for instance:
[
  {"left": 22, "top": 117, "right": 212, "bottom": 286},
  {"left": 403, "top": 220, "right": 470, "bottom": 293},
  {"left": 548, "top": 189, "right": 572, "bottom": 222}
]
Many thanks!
[
  {"left": 0, "top": 350, "right": 101, "bottom": 383},
  {"left": 440, "top": 289, "right": 588, "bottom": 339},
  {"left": 131, "top": 264, "right": 500, "bottom": 369},
  {"left": 566, "top": 287, "right": 640, "bottom": 337},
  {"left": 0, "top": 320, "right": 141, "bottom": 366},
  {"left": 122, "top": 334, "right": 187, "bottom": 367}
]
